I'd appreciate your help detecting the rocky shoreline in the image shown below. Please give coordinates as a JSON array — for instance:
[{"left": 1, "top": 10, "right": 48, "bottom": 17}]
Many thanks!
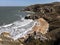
[
  {"left": 0, "top": 2, "right": 60, "bottom": 45},
  {"left": 24, "top": 2, "right": 60, "bottom": 45}
]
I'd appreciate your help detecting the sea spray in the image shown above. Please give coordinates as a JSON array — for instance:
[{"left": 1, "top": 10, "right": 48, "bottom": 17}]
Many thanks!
[
  {"left": 12, "top": 20, "right": 36, "bottom": 40},
  {"left": 0, "top": 17, "right": 36, "bottom": 40}
]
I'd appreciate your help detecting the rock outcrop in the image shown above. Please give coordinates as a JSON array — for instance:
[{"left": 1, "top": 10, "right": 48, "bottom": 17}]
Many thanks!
[
  {"left": 0, "top": 32, "right": 20, "bottom": 45},
  {"left": 24, "top": 2, "right": 60, "bottom": 45},
  {"left": 24, "top": 2, "right": 60, "bottom": 14},
  {"left": 32, "top": 18, "right": 49, "bottom": 34}
]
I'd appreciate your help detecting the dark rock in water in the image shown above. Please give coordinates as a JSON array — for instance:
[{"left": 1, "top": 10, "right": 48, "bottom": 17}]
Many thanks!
[
  {"left": 25, "top": 14, "right": 38, "bottom": 20},
  {"left": 25, "top": 14, "right": 31, "bottom": 19}
]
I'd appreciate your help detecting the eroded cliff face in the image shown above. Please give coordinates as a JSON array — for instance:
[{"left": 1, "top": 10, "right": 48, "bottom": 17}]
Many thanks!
[
  {"left": 25, "top": 2, "right": 60, "bottom": 30},
  {"left": 32, "top": 18, "right": 49, "bottom": 34},
  {"left": 24, "top": 2, "right": 60, "bottom": 45}
]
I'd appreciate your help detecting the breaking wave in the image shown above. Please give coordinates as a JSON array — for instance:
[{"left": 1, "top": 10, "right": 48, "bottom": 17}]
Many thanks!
[{"left": 0, "top": 17, "right": 36, "bottom": 40}]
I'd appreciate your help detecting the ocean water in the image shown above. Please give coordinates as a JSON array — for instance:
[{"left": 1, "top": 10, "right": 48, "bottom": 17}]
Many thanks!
[
  {"left": 0, "top": 6, "right": 36, "bottom": 40},
  {"left": 0, "top": 6, "right": 27, "bottom": 25}
]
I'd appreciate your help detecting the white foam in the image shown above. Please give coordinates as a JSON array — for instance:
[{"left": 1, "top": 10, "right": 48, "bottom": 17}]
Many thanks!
[
  {"left": 12, "top": 21, "right": 36, "bottom": 40},
  {"left": 2, "top": 24, "right": 13, "bottom": 27},
  {"left": 13, "top": 19, "right": 33, "bottom": 28},
  {"left": 0, "top": 18, "right": 35, "bottom": 40}
]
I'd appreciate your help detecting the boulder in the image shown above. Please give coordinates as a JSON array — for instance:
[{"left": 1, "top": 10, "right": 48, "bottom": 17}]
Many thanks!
[
  {"left": 0, "top": 32, "right": 21, "bottom": 45},
  {"left": 1, "top": 32, "right": 11, "bottom": 38}
]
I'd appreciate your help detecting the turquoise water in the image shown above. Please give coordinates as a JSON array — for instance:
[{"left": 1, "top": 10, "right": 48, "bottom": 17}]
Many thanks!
[{"left": 0, "top": 6, "right": 27, "bottom": 25}]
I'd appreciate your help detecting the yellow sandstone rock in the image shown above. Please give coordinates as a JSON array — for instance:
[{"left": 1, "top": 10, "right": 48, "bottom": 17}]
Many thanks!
[
  {"left": 0, "top": 38, "right": 2, "bottom": 41},
  {"left": 1, "top": 32, "right": 10, "bottom": 37},
  {"left": 32, "top": 18, "right": 49, "bottom": 34}
]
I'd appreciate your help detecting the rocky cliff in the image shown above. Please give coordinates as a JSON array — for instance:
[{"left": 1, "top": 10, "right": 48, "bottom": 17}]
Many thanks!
[
  {"left": 0, "top": 2, "right": 60, "bottom": 45},
  {"left": 24, "top": 2, "right": 60, "bottom": 14},
  {"left": 24, "top": 2, "right": 60, "bottom": 45}
]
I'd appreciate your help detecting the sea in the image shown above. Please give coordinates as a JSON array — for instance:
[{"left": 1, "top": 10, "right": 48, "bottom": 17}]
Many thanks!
[
  {"left": 0, "top": 6, "right": 27, "bottom": 25},
  {"left": 0, "top": 6, "right": 36, "bottom": 40}
]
